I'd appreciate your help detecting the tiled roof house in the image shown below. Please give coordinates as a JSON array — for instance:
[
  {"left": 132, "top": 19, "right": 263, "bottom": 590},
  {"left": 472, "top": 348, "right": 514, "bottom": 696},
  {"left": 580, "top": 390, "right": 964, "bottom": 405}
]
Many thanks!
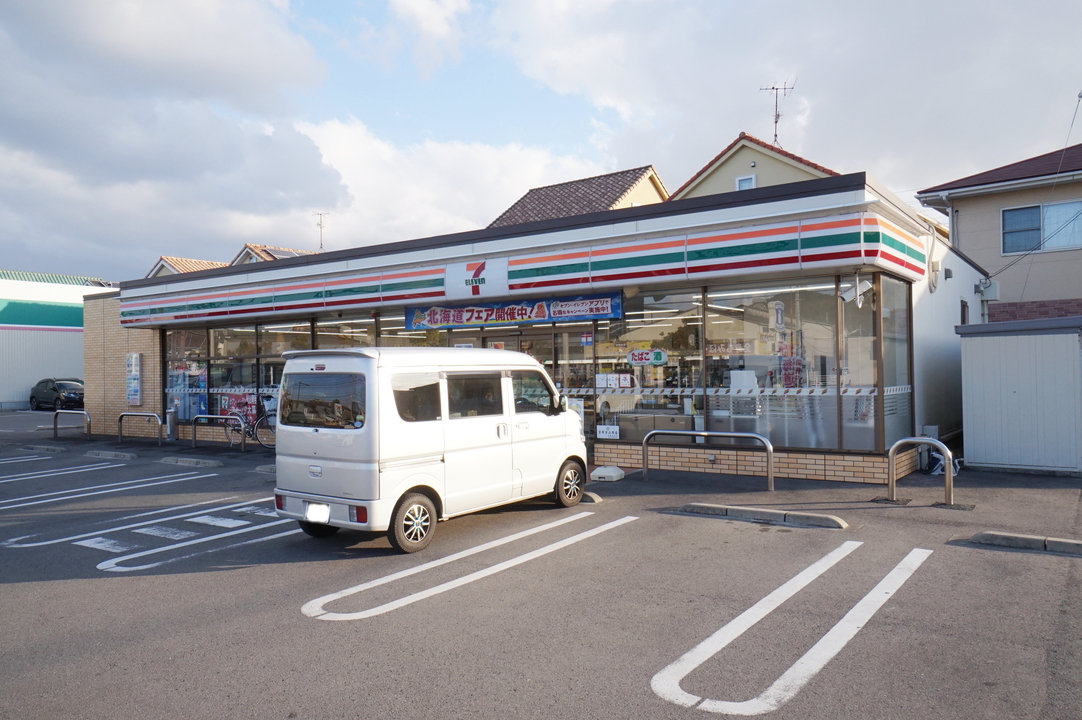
[{"left": 489, "top": 166, "right": 669, "bottom": 228}]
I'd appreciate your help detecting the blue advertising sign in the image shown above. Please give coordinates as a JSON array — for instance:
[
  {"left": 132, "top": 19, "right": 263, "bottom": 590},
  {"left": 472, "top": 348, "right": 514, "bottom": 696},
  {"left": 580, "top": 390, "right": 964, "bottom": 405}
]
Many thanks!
[{"left": 407, "top": 292, "right": 623, "bottom": 330}]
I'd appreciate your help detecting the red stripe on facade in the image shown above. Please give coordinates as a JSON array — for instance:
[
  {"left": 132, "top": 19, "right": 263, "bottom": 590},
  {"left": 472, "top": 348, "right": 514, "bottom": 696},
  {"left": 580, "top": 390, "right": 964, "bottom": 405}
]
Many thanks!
[
  {"left": 688, "top": 256, "right": 799, "bottom": 274},
  {"left": 590, "top": 267, "right": 687, "bottom": 283},
  {"left": 508, "top": 276, "right": 592, "bottom": 291}
]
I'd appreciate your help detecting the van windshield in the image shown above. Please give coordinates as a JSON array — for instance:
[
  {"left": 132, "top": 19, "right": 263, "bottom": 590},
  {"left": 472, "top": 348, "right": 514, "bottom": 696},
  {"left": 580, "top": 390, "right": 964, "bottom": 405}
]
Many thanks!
[{"left": 280, "top": 373, "right": 365, "bottom": 429}]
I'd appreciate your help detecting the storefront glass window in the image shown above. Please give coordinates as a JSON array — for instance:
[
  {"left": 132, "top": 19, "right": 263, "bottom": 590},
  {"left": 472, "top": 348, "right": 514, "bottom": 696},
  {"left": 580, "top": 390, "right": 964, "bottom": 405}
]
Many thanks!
[
  {"left": 165, "top": 329, "right": 208, "bottom": 359},
  {"left": 881, "top": 275, "right": 912, "bottom": 446},
  {"left": 378, "top": 314, "right": 446, "bottom": 347},
  {"left": 595, "top": 287, "right": 702, "bottom": 442},
  {"left": 210, "top": 326, "right": 257, "bottom": 357},
  {"left": 703, "top": 278, "right": 839, "bottom": 450},
  {"left": 839, "top": 275, "right": 877, "bottom": 450},
  {"left": 315, "top": 318, "right": 374, "bottom": 348},
  {"left": 258, "top": 322, "right": 312, "bottom": 355}
]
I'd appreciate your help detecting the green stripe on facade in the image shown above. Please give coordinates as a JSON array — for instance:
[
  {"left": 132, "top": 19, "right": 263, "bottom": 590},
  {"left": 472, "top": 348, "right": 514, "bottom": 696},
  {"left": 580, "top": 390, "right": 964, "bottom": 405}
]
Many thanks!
[
  {"left": 800, "top": 232, "right": 861, "bottom": 250},
  {"left": 0, "top": 300, "right": 83, "bottom": 327},
  {"left": 381, "top": 278, "right": 444, "bottom": 293},
  {"left": 508, "top": 261, "right": 590, "bottom": 280},
  {"left": 870, "top": 232, "right": 926, "bottom": 263},
  {"left": 325, "top": 284, "right": 380, "bottom": 300},
  {"left": 591, "top": 251, "right": 685, "bottom": 273},
  {"left": 688, "top": 239, "right": 798, "bottom": 262}
]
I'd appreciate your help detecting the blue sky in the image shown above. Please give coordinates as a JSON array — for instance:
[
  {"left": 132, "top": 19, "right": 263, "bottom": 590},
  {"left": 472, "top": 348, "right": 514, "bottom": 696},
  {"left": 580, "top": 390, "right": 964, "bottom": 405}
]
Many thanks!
[{"left": 0, "top": 0, "right": 1080, "bottom": 282}]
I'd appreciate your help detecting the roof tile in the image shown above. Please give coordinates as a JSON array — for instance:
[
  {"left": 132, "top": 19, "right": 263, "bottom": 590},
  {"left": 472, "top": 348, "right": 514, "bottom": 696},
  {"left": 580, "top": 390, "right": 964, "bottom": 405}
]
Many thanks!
[
  {"left": 489, "top": 166, "right": 663, "bottom": 228},
  {"left": 918, "top": 142, "right": 1082, "bottom": 195}
]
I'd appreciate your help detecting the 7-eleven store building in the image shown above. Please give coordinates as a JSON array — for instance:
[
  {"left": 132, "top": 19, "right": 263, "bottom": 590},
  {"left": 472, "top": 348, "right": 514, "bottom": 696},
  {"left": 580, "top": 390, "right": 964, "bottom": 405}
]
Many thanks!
[{"left": 87, "top": 172, "right": 984, "bottom": 482}]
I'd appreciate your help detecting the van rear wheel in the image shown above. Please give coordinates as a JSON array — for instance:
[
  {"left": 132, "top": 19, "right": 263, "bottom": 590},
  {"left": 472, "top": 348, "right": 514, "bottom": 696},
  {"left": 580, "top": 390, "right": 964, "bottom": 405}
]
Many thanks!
[
  {"left": 389, "top": 493, "right": 436, "bottom": 553},
  {"left": 554, "top": 460, "right": 585, "bottom": 507},
  {"left": 298, "top": 521, "right": 339, "bottom": 538}
]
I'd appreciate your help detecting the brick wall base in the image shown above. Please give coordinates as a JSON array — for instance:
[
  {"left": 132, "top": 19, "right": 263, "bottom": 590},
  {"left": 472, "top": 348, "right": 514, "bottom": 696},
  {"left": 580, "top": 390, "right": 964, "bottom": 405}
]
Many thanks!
[
  {"left": 593, "top": 443, "right": 919, "bottom": 485},
  {"left": 988, "top": 298, "right": 1082, "bottom": 322}
]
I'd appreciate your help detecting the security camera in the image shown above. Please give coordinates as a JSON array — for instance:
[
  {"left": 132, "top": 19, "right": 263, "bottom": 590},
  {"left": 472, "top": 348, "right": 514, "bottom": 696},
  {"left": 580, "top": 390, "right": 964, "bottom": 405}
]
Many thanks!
[{"left": 840, "top": 280, "right": 872, "bottom": 303}]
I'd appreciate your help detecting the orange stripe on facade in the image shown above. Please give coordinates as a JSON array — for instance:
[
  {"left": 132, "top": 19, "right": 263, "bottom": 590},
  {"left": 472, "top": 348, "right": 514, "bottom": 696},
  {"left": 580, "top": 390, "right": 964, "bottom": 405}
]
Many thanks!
[
  {"left": 591, "top": 238, "right": 685, "bottom": 257},
  {"left": 323, "top": 275, "right": 381, "bottom": 287},
  {"left": 800, "top": 218, "right": 861, "bottom": 233},
  {"left": 381, "top": 268, "right": 444, "bottom": 280},
  {"left": 508, "top": 250, "right": 590, "bottom": 266},
  {"left": 864, "top": 217, "right": 921, "bottom": 250},
  {"left": 687, "top": 224, "right": 798, "bottom": 246}
]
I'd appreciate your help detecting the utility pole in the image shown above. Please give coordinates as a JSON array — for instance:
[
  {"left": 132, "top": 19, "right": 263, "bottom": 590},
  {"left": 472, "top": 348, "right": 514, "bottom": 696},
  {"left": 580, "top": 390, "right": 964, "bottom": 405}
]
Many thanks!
[
  {"left": 312, "top": 211, "right": 332, "bottom": 251},
  {"left": 760, "top": 80, "right": 796, "bottom": 146}
]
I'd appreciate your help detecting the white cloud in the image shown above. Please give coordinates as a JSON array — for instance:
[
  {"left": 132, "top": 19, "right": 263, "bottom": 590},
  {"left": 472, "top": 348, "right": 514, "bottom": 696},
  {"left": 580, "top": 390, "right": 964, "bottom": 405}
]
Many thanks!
[
  {"left": 0, "top": 0, "right": 323, "bottom": 112},
  {"left": 297, "top": 117, "right": 607, "bottom": 249},
  {"left": 389, "top": 0, "right": 472, "bottom": 74},
  {"left": 488, "top": 0, "right": 1082, "bottom": 199}
]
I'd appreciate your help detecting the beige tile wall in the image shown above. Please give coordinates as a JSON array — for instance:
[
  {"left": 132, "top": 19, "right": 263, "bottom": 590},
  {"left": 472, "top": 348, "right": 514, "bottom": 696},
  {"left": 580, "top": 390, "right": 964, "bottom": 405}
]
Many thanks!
[
  {"left": 594, "top": 442, "right": 919, "bottom": 485},
  {"left": 83, "top": 293, "right": 163, "bottom": 440}
]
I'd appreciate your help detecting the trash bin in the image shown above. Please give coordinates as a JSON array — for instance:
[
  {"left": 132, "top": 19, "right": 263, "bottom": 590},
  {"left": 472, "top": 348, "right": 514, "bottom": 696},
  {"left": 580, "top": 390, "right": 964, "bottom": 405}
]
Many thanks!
[{"left": 166, "top": 407, "right": 178, "bottom": 441}]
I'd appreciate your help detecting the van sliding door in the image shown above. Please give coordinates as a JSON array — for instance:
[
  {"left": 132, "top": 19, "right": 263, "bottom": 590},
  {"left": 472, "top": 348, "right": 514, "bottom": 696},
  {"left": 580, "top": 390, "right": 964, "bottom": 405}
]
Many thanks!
[{"left": 442, "top": 373, "right": 513, "bottom": 515}]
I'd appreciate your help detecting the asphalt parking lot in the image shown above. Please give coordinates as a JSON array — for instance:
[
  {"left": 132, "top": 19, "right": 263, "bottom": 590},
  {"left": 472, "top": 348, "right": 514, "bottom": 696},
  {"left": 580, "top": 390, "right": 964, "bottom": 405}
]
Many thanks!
[{"left": 1, "top": 409, "right": 1080, "bottom": 720}]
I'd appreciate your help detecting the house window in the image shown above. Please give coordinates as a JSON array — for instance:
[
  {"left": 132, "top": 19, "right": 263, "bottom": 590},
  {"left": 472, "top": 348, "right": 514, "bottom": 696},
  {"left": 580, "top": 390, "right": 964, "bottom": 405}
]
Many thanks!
[
  {"left": 960, "top": 299, "right": 969, "bottom": 325},
  {"left": 735, "top": 174, "right": 756, "bottom": 191},
  {"left": 1003, "top": 201, "right": 1082, "bottom": 254}
]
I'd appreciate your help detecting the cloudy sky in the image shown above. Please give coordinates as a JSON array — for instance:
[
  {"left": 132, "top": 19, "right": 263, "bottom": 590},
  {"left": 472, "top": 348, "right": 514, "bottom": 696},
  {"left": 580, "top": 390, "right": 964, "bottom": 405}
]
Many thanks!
[{"left": 1, "top": 0, "right": 1079, "bottom": 283}]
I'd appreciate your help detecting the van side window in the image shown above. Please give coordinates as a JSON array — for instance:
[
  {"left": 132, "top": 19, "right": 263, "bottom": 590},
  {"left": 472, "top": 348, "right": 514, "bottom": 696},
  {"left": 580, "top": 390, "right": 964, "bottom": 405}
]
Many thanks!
[
  {"left": 280, "top": 373, "right": 365, "bottom": 429},
  {"left": 392, "top": 373, "right": 441, "bottom": 422},
  {"left": 447, "top": 375, "right": 503, "bottom": 418},
  {"left": 511, "top": 371, "right": 556, "bottom": 414}
]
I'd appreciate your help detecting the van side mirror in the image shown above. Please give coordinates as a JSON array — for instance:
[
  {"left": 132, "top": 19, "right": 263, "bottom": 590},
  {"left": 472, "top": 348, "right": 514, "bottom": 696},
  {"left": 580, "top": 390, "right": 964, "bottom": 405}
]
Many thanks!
[{"left": 559, "top": 396, "right": 568, "bottom": 413}]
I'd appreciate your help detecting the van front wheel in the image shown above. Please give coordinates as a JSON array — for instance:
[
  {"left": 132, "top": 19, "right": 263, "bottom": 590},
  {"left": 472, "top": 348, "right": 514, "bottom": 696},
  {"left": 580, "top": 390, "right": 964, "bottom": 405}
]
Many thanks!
[
  {"left": 554, "top": 460, "right": 585, "bottom": 507},
  {"left": 389, "top": 493, "right": 436, "bottom": 553}
]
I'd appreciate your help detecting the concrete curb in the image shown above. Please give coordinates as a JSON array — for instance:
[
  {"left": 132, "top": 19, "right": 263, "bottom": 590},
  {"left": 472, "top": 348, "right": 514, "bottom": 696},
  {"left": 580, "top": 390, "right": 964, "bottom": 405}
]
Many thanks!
[
  {"left": 679, "top": 503, "right": 848, "bottom": 530},
  {"left": 970, "top": 531, "right": 1082, "bottom": 556},
  {"left": 160, "top": 456, "right": 224, "bottom": 468},
  {"left": 20, "top": 445, "right": 66, "bottom": 453},
  {"left": 86, "top": 450, "right": 138, "bottom": 460},
  {"left": 254, "top": 464, "right": 276, "bottom": 474}
]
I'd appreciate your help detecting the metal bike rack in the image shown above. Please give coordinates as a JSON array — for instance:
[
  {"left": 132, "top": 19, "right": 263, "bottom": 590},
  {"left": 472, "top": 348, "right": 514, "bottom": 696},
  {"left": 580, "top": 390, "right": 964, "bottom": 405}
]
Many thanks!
[
  {"left": 53, "top": 410, "right": 92, "bottom": 440},
  {"left": 118, "top": 412, "right": 163, "bottom": 446},
  {"left": 888, "top": 436, "right": 955, "bottom": 505},
  {"left": 642, "top": 430, "right": 775, "bottom": 491},
  {"left": 190, "top": 414, "right": 246, "bottom": 451}
]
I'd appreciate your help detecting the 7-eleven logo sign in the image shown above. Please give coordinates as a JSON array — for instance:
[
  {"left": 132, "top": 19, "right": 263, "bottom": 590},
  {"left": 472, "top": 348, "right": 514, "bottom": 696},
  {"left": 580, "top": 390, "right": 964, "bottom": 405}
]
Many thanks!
[{"left": 465, "top": 261, "right": 486, "bottom": 295}]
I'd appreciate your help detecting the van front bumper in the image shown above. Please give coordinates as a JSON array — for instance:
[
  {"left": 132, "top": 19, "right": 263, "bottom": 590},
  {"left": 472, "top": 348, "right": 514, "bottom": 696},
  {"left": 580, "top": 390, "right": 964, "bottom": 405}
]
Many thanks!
[{"left": 274, "top": 488, "right": 396, "bottom": 533}]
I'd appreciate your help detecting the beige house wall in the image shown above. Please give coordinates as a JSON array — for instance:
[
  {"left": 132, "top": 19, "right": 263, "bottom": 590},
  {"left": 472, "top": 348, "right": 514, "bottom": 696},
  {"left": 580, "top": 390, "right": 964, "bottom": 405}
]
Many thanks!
[
  {"left": 681, "top": 146, "right": 826, "bottom": 198},
  {"left": 83, "top": 293, "right": 162, "bottom": 440},
  {"left": 613, "top": 173, "right": 668, "bottom": 209},
  {"left": 950, "top": 180, "right": 1082, "bottom": 304}
]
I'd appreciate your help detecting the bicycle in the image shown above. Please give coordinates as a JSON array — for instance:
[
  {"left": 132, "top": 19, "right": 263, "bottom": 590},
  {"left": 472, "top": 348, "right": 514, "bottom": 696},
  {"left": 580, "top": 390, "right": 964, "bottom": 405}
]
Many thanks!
[{"left": 223, "top": 393, "right": 277, "bottom": 449}]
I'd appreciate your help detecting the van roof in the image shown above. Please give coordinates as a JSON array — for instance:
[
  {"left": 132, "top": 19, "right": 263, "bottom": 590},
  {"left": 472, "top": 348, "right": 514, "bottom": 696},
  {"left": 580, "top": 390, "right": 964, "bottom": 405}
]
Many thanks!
[{"left": 282, "top": 346, "right": 543, "bottom": 368}]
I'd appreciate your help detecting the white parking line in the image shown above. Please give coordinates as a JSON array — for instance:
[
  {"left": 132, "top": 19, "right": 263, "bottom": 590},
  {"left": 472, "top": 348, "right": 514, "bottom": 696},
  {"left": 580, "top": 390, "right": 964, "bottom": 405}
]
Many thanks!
[
  {"left": 186, "top": 515, "right": 250, "bottom": 528},
  {"left": 0, "top": 462, "right": 123, "bottom": 484},
  {"left": 133, "top": 526, "right": 201, "bottom": 540},
  {"left": 74, "top": 537, "right": 140, "bottom": 553},
  {"left": 0, "top": 471, "right": 214, "bottom": 511},
  {"left": 304, "top": 514, "right": 639, "bottom": 621},
  {"left": 2, "top": 495, "right": 266, "bottom": 548},
  {"left": 651, "top": 543, "right": 932, "bottom": 715},
  {"left": 97, "top": 519, "right": 295, "bottom": 572},
  {"left": 0, "top": 455, "right": 49, "bottom": 464}
]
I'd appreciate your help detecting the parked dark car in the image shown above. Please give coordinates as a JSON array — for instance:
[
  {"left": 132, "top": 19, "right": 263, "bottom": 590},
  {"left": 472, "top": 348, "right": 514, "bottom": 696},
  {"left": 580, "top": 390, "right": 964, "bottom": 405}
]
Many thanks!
[{"left": 29, "top": 378, "right": 84, "bottom": 410}]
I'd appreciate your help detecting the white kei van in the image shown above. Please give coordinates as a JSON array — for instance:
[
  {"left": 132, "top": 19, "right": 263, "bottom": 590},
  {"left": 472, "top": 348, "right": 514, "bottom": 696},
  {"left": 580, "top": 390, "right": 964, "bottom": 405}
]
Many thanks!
[{"left": 273, "top": 347, "right": 589, "bottom": 553}]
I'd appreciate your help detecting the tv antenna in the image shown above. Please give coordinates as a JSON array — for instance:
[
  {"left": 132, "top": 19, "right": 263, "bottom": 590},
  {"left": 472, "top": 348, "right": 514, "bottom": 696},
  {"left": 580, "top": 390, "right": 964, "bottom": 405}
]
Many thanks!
[
  {"left": 312, "top": 211, "right": 332, "bottom": 251},
  {"left": 760, "top": 79, "right": 796, "bottom": 146}
]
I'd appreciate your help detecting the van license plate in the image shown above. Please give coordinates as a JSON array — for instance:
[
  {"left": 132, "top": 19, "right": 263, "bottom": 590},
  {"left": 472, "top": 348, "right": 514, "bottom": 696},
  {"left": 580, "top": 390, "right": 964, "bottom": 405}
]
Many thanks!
[{"left": 304, "top": 502, "right": 331, "bottom": 524}]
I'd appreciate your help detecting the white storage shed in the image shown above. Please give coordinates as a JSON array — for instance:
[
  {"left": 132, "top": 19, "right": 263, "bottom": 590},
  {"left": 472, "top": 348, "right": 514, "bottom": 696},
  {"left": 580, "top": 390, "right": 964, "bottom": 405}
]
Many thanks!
[{"left": 956, "top": 316, "right": 1082, "bottom": 474}]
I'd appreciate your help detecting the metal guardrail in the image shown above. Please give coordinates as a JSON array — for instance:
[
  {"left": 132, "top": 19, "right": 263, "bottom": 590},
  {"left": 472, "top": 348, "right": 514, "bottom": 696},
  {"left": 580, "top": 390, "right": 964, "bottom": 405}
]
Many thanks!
[
  {"left": 190, "top": 414, "right": 245, "bottom": 451},
  {"left": 642, "top": 430, "right": 775, "bottom": 491},
  {"left": 118, "top": 412, "right": 163, "bottom": 446},
  {"left": 53, "top": 410, "right": 91, "bottom": 440},
  {"left": 888, "top": 436, "right": 955, "bottom": 505}
]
